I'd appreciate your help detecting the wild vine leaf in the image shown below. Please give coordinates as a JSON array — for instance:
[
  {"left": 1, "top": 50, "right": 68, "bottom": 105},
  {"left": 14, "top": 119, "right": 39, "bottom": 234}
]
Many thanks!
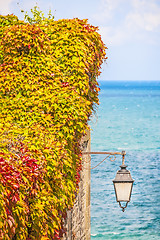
[{"left": 0, "top": 10, "right": 107, "bottom": 240}]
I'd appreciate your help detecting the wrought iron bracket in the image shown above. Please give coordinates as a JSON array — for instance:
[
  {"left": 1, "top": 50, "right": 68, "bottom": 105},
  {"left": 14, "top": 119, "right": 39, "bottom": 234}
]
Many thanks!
[{"left": 82, "top": 151, "right": 126, "bottom": 168}]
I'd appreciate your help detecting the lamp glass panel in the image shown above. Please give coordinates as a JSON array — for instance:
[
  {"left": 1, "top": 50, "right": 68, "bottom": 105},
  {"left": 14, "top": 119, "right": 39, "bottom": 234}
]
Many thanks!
[{"left": 114, "top": 182, "right": 132, "bottom": 202}]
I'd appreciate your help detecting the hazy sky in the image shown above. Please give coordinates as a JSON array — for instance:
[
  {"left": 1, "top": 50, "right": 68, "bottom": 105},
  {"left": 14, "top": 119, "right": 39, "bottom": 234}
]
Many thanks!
[{"left": 0, "top": 0, "right": 160, "bottom": 81}]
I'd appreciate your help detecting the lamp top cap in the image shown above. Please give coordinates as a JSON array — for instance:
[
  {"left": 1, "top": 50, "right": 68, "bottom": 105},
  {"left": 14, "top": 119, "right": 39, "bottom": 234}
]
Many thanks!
[{"left": 113, "top": 165, "right": 134, "bottom": 183}]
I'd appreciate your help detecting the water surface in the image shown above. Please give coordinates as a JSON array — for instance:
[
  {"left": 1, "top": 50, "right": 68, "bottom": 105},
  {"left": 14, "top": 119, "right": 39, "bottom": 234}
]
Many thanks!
[{"left": 90, "top": 81, "right": 160, "bottom": 240}]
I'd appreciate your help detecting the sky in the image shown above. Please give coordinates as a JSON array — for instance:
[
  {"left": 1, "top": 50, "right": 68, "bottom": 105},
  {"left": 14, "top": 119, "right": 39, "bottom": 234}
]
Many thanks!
[{"left": 0, "top": 0, "right": 160, "bottom": 81}]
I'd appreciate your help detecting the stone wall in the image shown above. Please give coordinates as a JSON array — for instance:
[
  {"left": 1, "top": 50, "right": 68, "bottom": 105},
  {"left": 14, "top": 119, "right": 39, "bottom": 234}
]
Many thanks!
[{"left": 62, "top": 129, "right": 91, "bottom": 240}]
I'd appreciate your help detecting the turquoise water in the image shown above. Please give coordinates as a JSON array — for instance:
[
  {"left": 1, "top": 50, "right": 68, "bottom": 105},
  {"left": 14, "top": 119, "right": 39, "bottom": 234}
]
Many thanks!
[{"left": 90, "top": 81, "right": 160, "bottom": 240}]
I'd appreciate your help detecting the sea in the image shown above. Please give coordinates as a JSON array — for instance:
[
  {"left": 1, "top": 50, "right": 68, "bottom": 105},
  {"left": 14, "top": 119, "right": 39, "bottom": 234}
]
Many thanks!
[{"left": 90, "top": 81, "right": 160, "bottom": 240}]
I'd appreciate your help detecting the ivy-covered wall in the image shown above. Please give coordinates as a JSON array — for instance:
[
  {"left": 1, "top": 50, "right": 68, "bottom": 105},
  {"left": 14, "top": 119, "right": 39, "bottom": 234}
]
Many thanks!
[
  {"left": 63, "top": 130, "right": 91, "bottom": 240},
  {"left": 0, "top": 11, "right": 107, "bottom": 240}
]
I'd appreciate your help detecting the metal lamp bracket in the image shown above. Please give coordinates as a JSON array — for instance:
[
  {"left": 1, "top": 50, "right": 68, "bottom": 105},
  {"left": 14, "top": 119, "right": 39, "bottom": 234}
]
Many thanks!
[{"left": 82, "top": 151, "right": 126, "bottom": 169}]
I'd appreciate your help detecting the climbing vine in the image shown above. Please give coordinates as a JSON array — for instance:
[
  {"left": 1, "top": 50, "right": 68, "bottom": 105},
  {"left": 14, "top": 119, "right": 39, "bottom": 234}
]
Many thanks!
[{"left": 0, "top": 8, "right": 107, "bottom": 239}]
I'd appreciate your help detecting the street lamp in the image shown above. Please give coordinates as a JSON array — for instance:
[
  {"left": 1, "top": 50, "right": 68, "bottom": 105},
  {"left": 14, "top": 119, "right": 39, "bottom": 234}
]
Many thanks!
[
  {"left": 113, "top": 151, "right": 134, "bottom": 212},
  {"left": 83, "top": 150, "right": 134, "bottom": 212}
]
